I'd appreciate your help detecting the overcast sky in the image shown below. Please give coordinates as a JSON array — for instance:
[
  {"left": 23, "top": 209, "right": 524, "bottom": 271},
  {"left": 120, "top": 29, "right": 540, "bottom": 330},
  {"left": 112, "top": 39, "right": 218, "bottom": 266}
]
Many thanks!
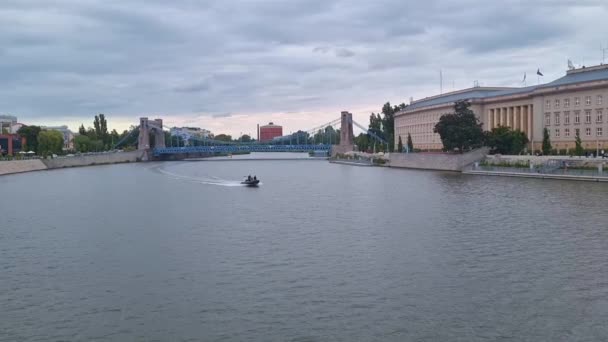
[{"left": 2, "top": 0, "right": 608, "bottom": 136}]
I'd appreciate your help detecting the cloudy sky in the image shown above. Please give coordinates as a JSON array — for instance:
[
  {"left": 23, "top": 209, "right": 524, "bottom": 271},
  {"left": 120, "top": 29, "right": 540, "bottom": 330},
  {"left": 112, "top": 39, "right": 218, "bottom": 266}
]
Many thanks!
[{"left": 2, "top": 0, "right": 608, "bottom": 136}]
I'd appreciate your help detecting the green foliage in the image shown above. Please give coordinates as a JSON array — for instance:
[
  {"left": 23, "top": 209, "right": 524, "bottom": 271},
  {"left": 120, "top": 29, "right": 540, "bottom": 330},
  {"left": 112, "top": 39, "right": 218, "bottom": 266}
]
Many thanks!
[
  {"left": 574, "top": 129, "right": 584, "bottom": 156},
  {"left": 366, "top": 102, "right": 406, "bottom": 152},
  {"left": 354, "top": 133, "right": 371, "bottom": 152},
  {"left": 486, "top": 126, "right": 529, "bottom": 155},
  {"left": 17, "top": 125, "right": 42, "bottom": 153},
  {"left": 240, "top": 134, "right": 252, "bottom": 142},
  {"left": 407, "top": 133, "right": 414, "bottom": 152},
  {"left": 433, "top": 100, "right": 485, "bottom": 153},
  {"left": 214, "top": 134, "right": 232, "bottom": 142},
  {"left": 37, "top": 130, "right": 64, "bottom": 156},
  {"left": 397, "top": 135, "right": 403, "bottom": 152},
  {"left": 74, "top": 135, "right": 104, "bottom": 152},
  {"left": 542, "top": 128, "right": 552, "bottom": 155}
]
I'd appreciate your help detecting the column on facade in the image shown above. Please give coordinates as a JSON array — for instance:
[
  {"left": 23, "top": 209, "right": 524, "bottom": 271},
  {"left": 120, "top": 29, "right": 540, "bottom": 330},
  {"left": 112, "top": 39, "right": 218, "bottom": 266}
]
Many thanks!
[
  {"left": 488, "top": 109, "right": 494, "bottom": 129},
  {"left": 494, "top": 108, "right": 499, "bottom": 128},
  {"left": 518, "top": 106, "right": 524, "bottom": 132},
  {"left": 503, "top": 107, "right": 508, "bottom": 127},
  {"left": 508, "top": 107, "right": 513, "bottom": 127},
  {"left": 527, "top": 105, "right": 533, "bottom": 141},
  {"left": 512, "top": 107, "right": 519, "bottom": 130}
]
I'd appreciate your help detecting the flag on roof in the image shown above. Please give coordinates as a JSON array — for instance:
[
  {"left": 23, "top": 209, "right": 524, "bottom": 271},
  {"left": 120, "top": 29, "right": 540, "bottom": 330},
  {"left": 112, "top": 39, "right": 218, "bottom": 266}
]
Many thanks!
[{"left": 536, "top": 69, "right": 544, "bottom": 76}]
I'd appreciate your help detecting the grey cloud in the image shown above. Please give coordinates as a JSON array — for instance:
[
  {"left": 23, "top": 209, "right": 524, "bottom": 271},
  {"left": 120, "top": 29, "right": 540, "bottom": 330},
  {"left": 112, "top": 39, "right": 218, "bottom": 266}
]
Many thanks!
[
  {"left": 335, "top": 48, "right": 355, "bottom": 58},
  {"left": 0, "top": 0, "right": 606, "bottom": 130},
  {"left": 212, "top": 113, "right": 232, "bottom": 118}
]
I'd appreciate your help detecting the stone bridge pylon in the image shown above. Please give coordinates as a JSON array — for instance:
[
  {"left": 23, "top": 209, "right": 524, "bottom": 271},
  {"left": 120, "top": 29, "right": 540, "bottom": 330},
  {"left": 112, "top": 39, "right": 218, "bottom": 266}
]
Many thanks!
[
  {"left": 138, "top": 117, "right": 165, "bottom": 160},
  {"left": 331, "top": 111, "right": 354, "bottom": 156}
]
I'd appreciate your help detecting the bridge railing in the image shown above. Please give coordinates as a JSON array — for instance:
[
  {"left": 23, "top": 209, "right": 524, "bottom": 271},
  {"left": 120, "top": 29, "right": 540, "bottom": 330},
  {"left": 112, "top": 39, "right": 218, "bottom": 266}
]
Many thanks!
[{"left": 153, "top": 144, "right": 332, "bottom": 156}]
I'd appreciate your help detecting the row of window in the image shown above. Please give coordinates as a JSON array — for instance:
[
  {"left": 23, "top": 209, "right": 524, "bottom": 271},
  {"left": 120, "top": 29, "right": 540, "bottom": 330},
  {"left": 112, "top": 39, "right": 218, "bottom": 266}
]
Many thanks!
[
  {"left": 545, "top": 110, "right": 605, "bottom": 125},
  {"left": 546, "top": 95, "right": 603, "bottom": 109},
  {"left": 553, "top": 127, "right": 603, "bottom": 138}
]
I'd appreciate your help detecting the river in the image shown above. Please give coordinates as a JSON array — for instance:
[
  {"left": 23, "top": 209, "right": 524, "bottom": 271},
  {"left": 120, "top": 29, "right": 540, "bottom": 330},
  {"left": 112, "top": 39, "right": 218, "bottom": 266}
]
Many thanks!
[{"left": 1, "top": 153, "right": 607, "bottom": 341}]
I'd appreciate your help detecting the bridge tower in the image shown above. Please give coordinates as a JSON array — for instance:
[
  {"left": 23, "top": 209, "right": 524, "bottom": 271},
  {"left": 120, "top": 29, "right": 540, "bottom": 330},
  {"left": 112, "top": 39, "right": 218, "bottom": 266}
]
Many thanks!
[
  {"left": 332, "top": 111, "right": 355, "bottom": 156},
  {"left": 138, "top": 117, "right": 166, "bottom": 151}
]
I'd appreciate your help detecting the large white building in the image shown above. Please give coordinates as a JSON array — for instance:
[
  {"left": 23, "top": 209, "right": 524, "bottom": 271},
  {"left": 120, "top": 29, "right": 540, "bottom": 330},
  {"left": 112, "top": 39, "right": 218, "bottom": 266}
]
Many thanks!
[
  {"left": 395, "top": 64, "right": 608, "bottom": 153},
  {"left": 0, "top": 115, "right": 17, "bottom": 134},
  {"left": 169, "top": 126, "right": 212, "bottom": 145}
]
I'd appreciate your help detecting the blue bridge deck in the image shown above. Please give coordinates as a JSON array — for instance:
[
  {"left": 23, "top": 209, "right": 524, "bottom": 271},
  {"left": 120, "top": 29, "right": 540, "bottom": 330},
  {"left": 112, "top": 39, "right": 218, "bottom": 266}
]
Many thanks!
[{"left": 153, "top": 144, "right": 332, "bottom": 156}]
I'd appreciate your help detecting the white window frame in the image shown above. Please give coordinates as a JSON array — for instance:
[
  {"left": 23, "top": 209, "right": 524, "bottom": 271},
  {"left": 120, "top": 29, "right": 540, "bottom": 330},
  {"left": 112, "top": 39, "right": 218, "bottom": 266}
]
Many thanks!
[
  {"left": 565, "top": 128, "right": 570, "bottom": 137},
  {"left": 597, "top": 95, "right": 603, "bottom": 105},
  {"left": 575, "top": 97, "right": 580, "bottom": 106},
  {"left": 555, "top": 128, "right": 560, "bottom": 137},
  {"left": 585, "top": 110, "right": 592, "bottom": 124},
  {"left": 564, "top": 111, "right": 570, "bottom": 125},
  {"left": 586, "top": 127, "right": 591, "bottom": 136},
  {"left": 586, "top": 96, "right": 592, "bottom": 106},
  {"left": 555, "top": 112, "right": 560, "bottom": 125},
  {"left": 597, "top": 127, "right": 603, "bottom": 137},
  {"left": 545, "top": 113, "right": 551, "bottom": 125},
  {"left": 564, "top": 98, "right": 570, "bottom": 108}
]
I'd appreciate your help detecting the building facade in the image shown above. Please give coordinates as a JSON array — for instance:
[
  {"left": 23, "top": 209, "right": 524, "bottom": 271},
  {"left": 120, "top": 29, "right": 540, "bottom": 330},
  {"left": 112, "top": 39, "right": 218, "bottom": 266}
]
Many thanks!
[
  {"left": 395, "top": 64, "right": 608, "bottom": 153},
  {"left": 259, "top": 122, "right": 283, "bottom": 142},
  {"left": 0, "top": 115, "right": 17, "bottom": 134},
  {"left": 169, "top": 126, "right": 212, "bottom": 145}
]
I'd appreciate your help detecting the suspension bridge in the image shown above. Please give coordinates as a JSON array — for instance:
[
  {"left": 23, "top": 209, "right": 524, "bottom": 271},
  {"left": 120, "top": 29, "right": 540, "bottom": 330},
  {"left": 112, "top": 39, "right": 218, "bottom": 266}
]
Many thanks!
[{"left": 114, "top": 112, "right": 389, "bottom": 160}]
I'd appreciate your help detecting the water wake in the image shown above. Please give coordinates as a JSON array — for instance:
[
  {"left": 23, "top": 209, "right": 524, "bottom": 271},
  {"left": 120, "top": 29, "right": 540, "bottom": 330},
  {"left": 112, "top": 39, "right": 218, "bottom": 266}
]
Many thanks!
[{"left": 157, "top": 167, "right": 251, "bottom": 187}]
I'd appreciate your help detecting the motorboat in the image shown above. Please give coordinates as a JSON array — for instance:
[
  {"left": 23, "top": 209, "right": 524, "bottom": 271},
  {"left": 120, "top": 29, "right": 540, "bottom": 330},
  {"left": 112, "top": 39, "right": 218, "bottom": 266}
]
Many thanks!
[{"left": 241, "top": 177, "right": 260, "bottom": 187}]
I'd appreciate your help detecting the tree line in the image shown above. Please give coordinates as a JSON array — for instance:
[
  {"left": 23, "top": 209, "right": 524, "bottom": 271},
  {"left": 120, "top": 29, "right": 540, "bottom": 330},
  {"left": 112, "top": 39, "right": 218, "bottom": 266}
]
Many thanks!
[{"left": 16, "top": 126, "right": 64, "bottom": 157}]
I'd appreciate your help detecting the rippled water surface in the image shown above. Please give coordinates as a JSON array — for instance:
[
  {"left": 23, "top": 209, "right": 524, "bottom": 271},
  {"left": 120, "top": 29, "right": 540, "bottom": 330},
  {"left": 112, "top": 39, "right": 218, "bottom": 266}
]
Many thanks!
[{"left": 1, "top": 153, "right": 608, "bottom": 341}]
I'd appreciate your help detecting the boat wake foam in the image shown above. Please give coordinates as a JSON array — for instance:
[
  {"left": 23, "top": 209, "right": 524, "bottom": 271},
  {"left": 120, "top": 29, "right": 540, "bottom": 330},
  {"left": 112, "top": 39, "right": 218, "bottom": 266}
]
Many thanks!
[{"left": 157, "top": 167, "right": 252, "bottom": 187}]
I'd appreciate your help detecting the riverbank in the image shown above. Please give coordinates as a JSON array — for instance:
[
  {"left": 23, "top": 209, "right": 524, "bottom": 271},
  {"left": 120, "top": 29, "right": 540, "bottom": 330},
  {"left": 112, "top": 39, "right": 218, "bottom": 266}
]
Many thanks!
[
  {"left": 0, "top": 151, "right": 143, "bottom": 176},
  {"left": 463, "top": 169, "right": 608, "bottom": 182}
]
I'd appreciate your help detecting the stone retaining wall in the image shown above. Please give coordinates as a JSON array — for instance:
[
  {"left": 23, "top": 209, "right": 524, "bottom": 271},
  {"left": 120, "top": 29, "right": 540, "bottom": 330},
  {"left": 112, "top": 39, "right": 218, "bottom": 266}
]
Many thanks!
[
  {"left": 0, "top": 159, "right": 48, "bottom": 176},
  {"left": 0, "top": 151, "right": 144, "bottom": 176},
  {"left": 41, "top": 151, "right": 142, "bottom": 169},
  {"left": 387, "top": 148, "right": 489, "bottom": 171}
]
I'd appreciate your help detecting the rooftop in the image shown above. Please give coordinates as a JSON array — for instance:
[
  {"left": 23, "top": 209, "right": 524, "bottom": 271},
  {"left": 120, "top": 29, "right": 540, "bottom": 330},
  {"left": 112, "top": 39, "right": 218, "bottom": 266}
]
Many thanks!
[{"left": 402, "top": 64, "right": 608, "bottom": 112}]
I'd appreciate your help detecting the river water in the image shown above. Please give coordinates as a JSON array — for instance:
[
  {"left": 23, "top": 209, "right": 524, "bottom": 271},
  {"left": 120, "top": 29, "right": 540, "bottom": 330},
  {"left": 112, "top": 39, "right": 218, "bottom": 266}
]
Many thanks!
[{"left": 1, "top": 153, "right": 607, "bottom": 341}]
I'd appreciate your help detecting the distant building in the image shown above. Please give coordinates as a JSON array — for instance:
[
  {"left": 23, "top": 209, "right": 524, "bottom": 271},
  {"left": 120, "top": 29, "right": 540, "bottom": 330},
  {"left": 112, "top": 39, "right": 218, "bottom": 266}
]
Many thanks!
[
  {"left": 0, "top": 115, "right": 17, "bottom": 134},
  {"left": 259, "top": 122, "right": 283, "bottom": 142},
  {"left": 42, "top": 126, "right": 75, "bottom": 150},
  {"left": 169, "top": 126, "right": 212, "bottom": 145}
]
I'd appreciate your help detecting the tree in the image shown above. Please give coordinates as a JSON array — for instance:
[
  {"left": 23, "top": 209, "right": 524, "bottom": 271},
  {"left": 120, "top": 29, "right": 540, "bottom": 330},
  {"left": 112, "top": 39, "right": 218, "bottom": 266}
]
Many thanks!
[
  {"left": 17, "top": 125, "right": 41, "bottom": 153},
  {"left": 214, "top": 134, "right": 232, "bottom": 142},
  {"left": 574, "top": 129, "right": 584, "bottom": 156},
  {"left": 433, "top": 100, "right": 485, "bottom": 152},
  {"left": 542, "top": 127, "right": 552, "bottom": 155},
  {"left": 110, "top": 129, "right": 120, "bottom": 147},
  {"left": 240, "top": 134, "right": 252, "bottom": 143},
  {"left": 74, "top": 135, "right": 93, "bottom": 152},
  {"left": 486, "top": 126, "right": 529, "bottom": 155},
  {"left": 37, "top": 130, "right": 64, "bottom": 156},
  {"left": 407, "top": 132, "right": 414, "bottom": 152},
  {"left": 397, "top": 135, "right": 403, "bottom": 152},
  {"left": 78, "top": 124, "right": 86, "bottom": 136},
  {"left": 354, "top": 133, "right": 370, "bottom": 152},
  {"left": 93, "top": 115, "right": 101, "bottom": 138}
]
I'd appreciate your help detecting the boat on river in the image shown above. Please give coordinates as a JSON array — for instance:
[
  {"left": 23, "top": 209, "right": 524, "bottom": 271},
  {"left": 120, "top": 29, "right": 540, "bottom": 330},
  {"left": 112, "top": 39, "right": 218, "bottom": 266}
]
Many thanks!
[{"left": 241, "top": 177, "right": 260, "bottom": 187}]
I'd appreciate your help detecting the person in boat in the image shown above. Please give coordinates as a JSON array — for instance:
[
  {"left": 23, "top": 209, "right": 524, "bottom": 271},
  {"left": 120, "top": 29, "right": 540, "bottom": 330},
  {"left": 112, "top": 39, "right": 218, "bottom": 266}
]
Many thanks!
[
  {"left": 253, "top": 176, "right": 257, "bottom": 181},
  {"left": 247, "top": 175, "right": 252, "bottom": 181}
]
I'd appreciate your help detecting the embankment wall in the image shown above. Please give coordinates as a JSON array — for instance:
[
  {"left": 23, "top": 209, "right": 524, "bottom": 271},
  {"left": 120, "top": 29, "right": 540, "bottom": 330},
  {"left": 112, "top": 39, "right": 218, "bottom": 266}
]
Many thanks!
[{"left": 387, "top": 148, "right": 489, "bottom": 171}]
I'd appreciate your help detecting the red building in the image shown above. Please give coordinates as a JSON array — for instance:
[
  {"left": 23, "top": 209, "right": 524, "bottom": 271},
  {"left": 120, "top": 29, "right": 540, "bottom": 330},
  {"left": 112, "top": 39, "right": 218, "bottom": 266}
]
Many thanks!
[
  {"left": 259, "top": 122, "right": 283, "bottom": 142},
  {"left": 0, "top": 134, "right": 26, "bottom": 156}
]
